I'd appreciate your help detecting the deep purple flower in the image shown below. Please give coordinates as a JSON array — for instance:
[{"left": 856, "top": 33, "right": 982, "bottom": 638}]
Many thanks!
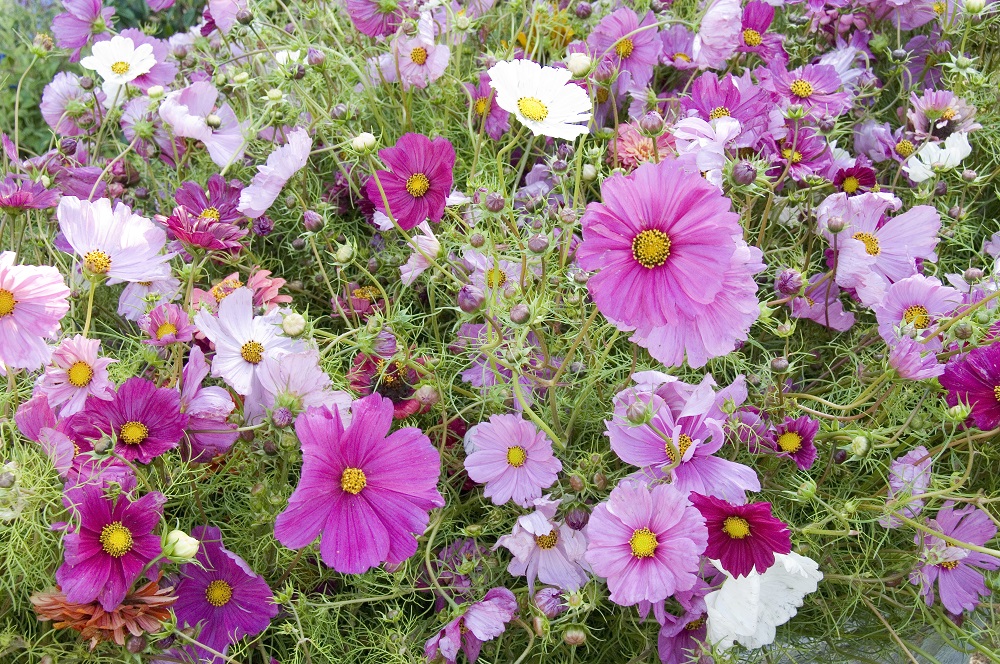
[
  {"left": 52, "top": 0, "right": 115, "bottom": 62},
  {"left": 587, "top": 8, "right": 662, "bottom": 89},
  {"left": 274, "top": 395, "right": 445, "bottom": 574},
  {"left": 768, "top": 415, "right": 819, "bottom": 470},
  {"left": 0, "top": 176, "right": 60, "bottom": 213},
  {"left": 175, "top": 175, "right": 245, "bottom": 227},
  {"left": 173, "top": 526, "right": 278, "bottom": 661},
  {"left": 423, "top": 538, "right": 488, "bottom": 611},
  {"left": 72, "top": 377, "right": 188, "bottom": 464},
  {"left": 55, "top": 486, "right": 164, "bottom": 611},
  {"left": 365, "top": 133, "right": 456, "bottom": 231},
  {"left": 910, "top": 503, "right": 999, "bottom": 614},
  {"left": 833, "top": 164, "right": 877, "bottom": 196},
  {"left": 424, "top": 588, "right": 517, "bottom": 664},
  {"left": 465, "top": 72, "right": 510, "bottom": 141},
  {"left": 737, "top": 0, "right": 787, "bottom": 64},
  {"left": 157, "top": 205, "right": 248, "bottom": 254},
  {"left": 690, "top": 494, "right": 792, "bottom": 577},
  {"left": 940, "top": 343, "right": 1000, "bottom": 431}
]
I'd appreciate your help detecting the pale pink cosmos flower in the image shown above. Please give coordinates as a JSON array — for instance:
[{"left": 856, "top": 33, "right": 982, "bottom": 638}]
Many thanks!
[
  {"left": 464, "top": 414, "right": 562, "bottom": 507},
  {"left": 672, "top": 116, "right": 741, "bottom": 189},
  {"left": 391, "top": 14, "right": 450, "bottom": 91},
  {"left": 117, "top": 276, "right": 181, "bottom": 321},
  {"left": 207, "top": 0, "right": 247, "bottom": 35},
  {"left": 400, "top": 222, "right": 440, "bottom": 286},
  {"left": 159, "top": 82, "right": 247, "bottom": 169},
  {"left": 37, "top": 335, "right": 116, "bottom": 417},
  {"left": 692, "top": 0, "right": 742, "bottom": 70},
  {"left": 254, "top": 350, "right": 353, "bottom": 425},
  {"left": 0, "top": 252, "right": 71, "bottom": 372},
  {"left": 238, "top": 128, "right": 312, "bottom": 218}
]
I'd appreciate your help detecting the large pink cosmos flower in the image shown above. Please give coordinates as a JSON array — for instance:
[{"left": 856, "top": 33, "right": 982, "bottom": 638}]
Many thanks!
[
  {"left": 873, "top": 275, "right": 961, "bottom": 350},
  {"left": 237, "top": 127, "right": 312, "bottom": 218},
  {"left": 587, "top": 7, "right": 662, "bottom": 90},
  {"left": 585, "top": 482, "right": 708, "bottom": 606},
  {"left": 366, "top": 133, "right": 456, "bottom": 231},
  {"left": 0, "top": 252, "right": 71, "bottom": 371},
  {"left": 37, "top": 335, "right": 116, "bottom": 417},
  {"left": 274, "top": 395, "right": 444, "bottom": 573},
  {"left": 464, "top": 414, "right": 562, "bottom": 507},
  {"left": 159, "top": 82, "right": 248, "bottom": 169},
  {"left": 577, "top": 159, "right": 762, "bottom": 367}
]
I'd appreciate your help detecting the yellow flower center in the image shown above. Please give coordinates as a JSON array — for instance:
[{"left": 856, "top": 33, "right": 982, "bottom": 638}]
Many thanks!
[
  {"left": 210, "top": 278, "right": 243, "bottom": 303},
  {"left": 994, "top": 385, "right": 1000, "bottom": 402},
  {"left": 938, "top": 560, "right": 959, "bottom": 569},
  {"left": 0, "top": 289, "right": 16, "bottom": 317},
  {"left": 410, "top": 46, "right": 428, "bottom": 65},
  {"left": 156, "top": 322, "right": 178, "bottom": 339},
  {"left": 352, "top": 286, "right": 380, "bottom": 301},
  {"left": 903, "top": 304, "right": 931, "bottom": 329},
  {"left": 941, "top": 107, "right": 956, "bottom": 121},
  {"left": 615, "top": 38, "right": 634, "bottom": 59},
  {"left": 405, "top": 173, "right": 431, "bottom": 197},
  {"left": 781, "top": 147, "right": 803, "bottom": 164},
  {"left": 240, "top": 340, "right": 264, "bottom": 364},
  {"left": 722, "top": 516, "right": 752, "bottom": 539},
  {"left": 629, "top": 527, "right": 658, "bottom": 558},
  {"left": 933, "top": 2, "right": 946, "bottom": 14},
  {"left": 110, "top": 61, "right": 130, "bottom": 76},
  {"left": 709, "top": 106, "right": 731, "bottom": 120},
  {"left": 789, "top": 79, "right": 814, "bottom": 98},
  {"left": 841, "top": 176, "right": 860, "bottom": 194},
  {"left": 535, "top": 530, "right": 559, "bottom": 549},
  {"left": 777, "top": 431, "right": 802, "bottom": 453},
  {"left": 68, "top": 361, "right": 94, "bottom": 387},
  {"left": 84, "top": 250, "right": 112, "bottom": 275},
  {"left": 686, "top": 614, "right": 707, "bottom": 630},
  {"left": 852, "top": 231, "right": 880, "bottom": 256},
  {"left": 205, "top": 579, "right": 234, "bottom": 607},
  {"left": 674, "top": 52, "right": 691, "bottom": 63},
  {"left": 120, "top": 421, "right": 149, "bottom": 445},
  {"left": 200, "top": 207, "right": 221, "bottom": 221},
  {"left": 341, "top": 467, "right": 367, "bottom": 494},
  {"left": 595, "top": 87, "right": 610, "bottom": 104},
  {"left": 506, "top": 446, "right": 527, "bottom": 467},
  {"left": 742, "top": 28, "right": 763, "bottom": 47},
  {"left": 631, "top": 229, "right": 671, "bottom": 269},
  {"left": 894, "top": 140, "right": 915, "bottom": 158},
  {"left": 474, "top": 97, "right": 490, "bottom": 116},
  {"left": 665, "top": 433, "right": 693, "bottom": 464},
  {"left": 99, "top": 521, "right": 134, "bottom": 557},
  {"left": 485, "top": 266, "right": 507, "bottom": 289},
  {"left": 517, "top": 97, "right": 549, "bottom": 122}
]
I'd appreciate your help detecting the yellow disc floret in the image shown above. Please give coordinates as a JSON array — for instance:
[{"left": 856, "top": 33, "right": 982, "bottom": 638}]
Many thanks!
[
  {"left": 631, "top": 229, "right": 671, "bottom": 269},
  {"left": 341, "top": 467, "right": 367, "bottom": 495}
]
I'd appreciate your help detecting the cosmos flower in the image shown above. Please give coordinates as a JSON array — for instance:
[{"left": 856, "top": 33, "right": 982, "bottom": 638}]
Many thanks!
[
  {"left": 680, "top": 72, "right": 770, "bottom": 148},
  {"left": 737, "top": 0, "right": 786, "bottom": 64},
  {"left": 465, "top": 72, "right": 510, "bottom": 141},
  {"left": 158, "top": 82, "right": 248, "bottom": 169},
  {"left": 689, "top": 494, "right": 791, "bottom": 577},
  {"left": 612, "top": 121, "right": 674, "bottom": 171},
  {"left": 424, "top": 587, "right": 518, "bottom": 664},
  {"left": 585, "top": 482, "right": 708, "bottom": 606},
  {"left": 461, "top": 249, "right": 524, "bottom": 294},
  {"left": 400, "top": 222, "right": 441, "bottom": 286},
  {"left": 139, "top": 303, "right": 195, "bottom": 346},
  {"left": 487, "top": 59, "right": 591, "bottom": 141},
  {"left": 907, "top": 90, "right": 980, "bottom": 142},
  {"left": 173, "top": 526, "right": 278, "bottom": 660},
  {"left": 347, "top": 353, "right": 427, "bottom": 419},
  {"left": 238, "top": 127, "right": 312, "bottom": 219},
  {"left": 939, "top": 343, "right": 1000, "bottom": 431},
  {"left": 40, "top": 72, "right": 106, "bottom": 136},
  {"left": 79, "top": 35, "right": 156, "bottom": 106},
  {"left": 111, "top": 29, "right": 177, "bottom": 92},
  {"left": 256, "top": 350, "right": 353, "bottom": 423},
  {"left": 587, "top": 7, "right": 662, "bottom": 90},
  {"left": 57, "top": 196, "right": 173, "bottom": 284},
  {"left": 179, "top": 347, "right": 238, "bottom": 462},
  {"left": 345, "top": 0, "right": 412, "bottom": 37},
  {"left": 390, "top": 14, "right": 450, "bottom": 91},
  {"left": 52, "top": 0, "right": 115, "bottom": 62},
  {"left": 768, "top": 415, "right": 819, "bottom": 470},
  {"left": 764, "top": 63, "right": 850, "bottom": 118},
  {"left": 464, "top": 414, "right": 562, "bottom": 507},
  {"left": 37, "top": 335, "right": 116, "bottom": 417},
  {"left": 121, "top": 97, "right": 182, "bottom": 167},
  {"left": 692, "top": 0, "right": 741, "bottom": 70},
  {"left": 274, "top": 395, "right": 445, "bottom": 574},
  {"left": 880, "top": 446, "right": 933, "bottom": 528},
  {"left": 903, "top": 132, "right": 973, "bottom": 183},
  {"left": 117, "top": 277, "right": 181, "bottom": 321},
  {"left": 203, "top": 0, "right": 247, "bottom": 35},
  {"left": 790, "top": 274, "right": 855, "bottom": 332},
  {"left": 55, "top": 486, "right": 165, "bottom": 611},
  {"left": 175, "top": 175, "right": 245, "bottom": 227},
  {"left": 494, "top": 497, "right": 589, "bottom": 593},
  {"left": 157, "top": 205, "right": 248, "bottom": 254},
  {"left": 660, "top": 25, "right": 697, "bottom": 70},
  {"left": 888, "top": 336, "right": 944, "bottom": 381},
  {"left": 365, "top": 133, "right": 456, "bottom": 231},
  {"left": 873, "top": 275, "right": 961, "bottom": 349},
  {"left": 0, "top": 251, "right": 71, "bottom": 372},
  {"left": 0, "top": 176, "right": 60, "bottom": 213}
]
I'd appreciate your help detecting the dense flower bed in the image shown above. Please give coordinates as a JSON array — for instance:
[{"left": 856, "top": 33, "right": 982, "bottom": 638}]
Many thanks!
[{"left": 1, "top": 0, "right": 999, "bottom": 662}]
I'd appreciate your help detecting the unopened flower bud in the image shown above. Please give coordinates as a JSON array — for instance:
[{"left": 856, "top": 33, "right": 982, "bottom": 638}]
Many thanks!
[
  {"left": 775, "top": 268, "right": 803, "bottom": 296},
  {"left": 126, "top": 635, "right": 147, "bottom": 654},
  {"left": 80, "top": 76, "right": 94, "bottom": 90},
  {"left": 164, "top": 530, "right": 200, "bottom": 561},
  {"left": 935, "top": 180, "right": 948, "bottom": 197},
  {"left": 147, "top": 85, "right": 164, "bottom": 100},
  {"left": 770, "top": 356, "right": 789, "bottom": 373},
  {"left": 0, "top": 472, "right": 14, "bottom": 489},
  {"left": 59, "top": 138, "right": 78, "bottom": 154},
  {"left": 252, "top": 216, "right": 274, "bottom": 236},
  {"left": 303, "top": 209, "right": 324, "bottom": 232},
  {"left": 826, "top": 216, "right": 846, "bottom": 234},
  {"left": 568, "top": 474, "right": 585, "bottom": 492},
  {"left": 947, "top": 403, "right": 972, "bottom": 422},
  {"left": 351, "top": 132, "right": 377, "bottom": 152},
  {"left": 532, "top": 615, "right": 546, "bottom": 637},
  {"left": 581, "top": 164, "right": 598, "bottom": 181},
  {"left": 510, "top": 303, "right": 531, "bottom": 324},
  {"left": 484, "top": 192, "right": 506, "bottom": 212},
  {"left": 962, "top": 169, "right": 977, "bottom": 182},
  {"left": 266, "top": 88, "right": 283, "bottom": 101},
  {"left": 833, "top": 449, "right": 848, "bottom": 464},
  {"left": 272, "top": 407, "right": 295, "bottom": 429},
  {"left": 732, "top": 160, "right": 757, "bottom": 185},
  {"left": 282, "top": 312, "right": 306, "bottom": 336},
  {"left": 566, "top": 52, "right": 592, "bottom": 77},
  {"left": 458, "top": 285, "right": 485, "bottom": 313},
  {"left": 575, "top": 1, "right": 592, "bottom": 18},
  {"left": 236, "top": 8, "right": 253, "bottom": 24},
  {"left": 233, "top": 72, "right": 250, "bottom": 84},
  {"left": 797, "top": 479, "right": 817, "bottom": 500},
  {"left": 527, "top": 234, "right": 549, "bottom": 254},
  {"left": 890, "top": 48, "right": 908, "bottom": 61},
  {"left": 331, "top": 103, "right": 347, "bottom": 119},
  {"left": 564, "top": 628, "right": 587, "bottom": 646},
  {"left": 414, "top": 384, "right": 440, "bottom": 406},
  {"left": 333, "top": 242, "right": 354, "bottom": 263},
  {"left": 455, "top": 14, "right": 471, "bottom": 29},
  {"left": 535, "top": 587, "right": 567, "bottom": 618},
  {"left": 593, "top": 472, "right": 607, "bottom": 490},
  {"left": 966, "top": 0, "right": 985, "bottom": 12},
  {"left": 205, "top": 113, "right": 222, "bottom": 129},
  {"left": 565, "top": 507, "right": 590, "bottom": 531},
  {"left": 639, "top": 111, "right": 664, "bottom": 135},
  {"left": 849, "top": 435, "right": 868, "bottom": 457},
  {"left": 626, "top": 400, "right": 648, "bottom": 424},
  {"left": 954, "top": 321, "right": 973, "bottom": 340},
  {"left": 292, "top": 64, "right": 306, "bottom": 80},
  {"left": 964, "top": 267, "right": 983, "bottom": 283},
  {"left": 307, "top": 48, "right": 326, "bottom": 67},
  {"left": 291, "top": 237, "right": 307, "bottom": 251}
]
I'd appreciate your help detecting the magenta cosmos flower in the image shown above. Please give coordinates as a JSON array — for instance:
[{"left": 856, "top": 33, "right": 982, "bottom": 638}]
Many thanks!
[
  {"left": 139, "top": 302, "right": 196, "bottom": 346},
  {"left": 173, "top": 526, "right": 278, "bottom": 660},
  {"left": 765, "top": 63, "right": 850, "bottom": 117},
  {"left": 737, "top": 0, "right": 786, "bottom": 64},
  {"left": 940, "top": 343, "right": 1000, "bottom": 431},
  {"left": 465, "top": 72, "right": 510, "bottom": 141},
  {"left": 73, "top": 377, "right": 188, "bottom": 464},
  {"left": 366, "top": 133, "right": 456, "bottom": 231},
  {"left": 424, "top": 587, "right": 517, "bottom": 664},
  {"left": 179, "top": 347, "right": 238, "bottom": 462},
  {"left": 0, "top": 176, "right": 60, "bottom": 213},
  {"left": 681, "top": 72, "right": 771, "bottom": 148},
  {"left": 157, "top": 205, "right": 248, "bottom": 254},
  {"left": 494, "top": 497, "right": 589, "bottom": 593},
  {"left": 55, "top": 486, "right": 165, "bottom": 611},
  {"left": 237, "top": 127, "right": 312, "bottom": 219},
  {"left": 768, "top": 415, "right": 819, "bottom": 470},
  {"left": 577, "top": 159, "right": 762, "bottom": 368},
  {"left": 910, "top": 503, "right": 999, "bottom": 614},
  {"left": 274, "top": 394, "right": 444, "bottom": 574},
  {"left": 587, "top": 8, "right": 662, "bottom": 89},
  {"left": 175, "top": 175, "right": 245, "bottom": 227},
  {"left": 689, "top": 494, "right": 791, "bottom": 578},
  {"left": 585, "top": 482, "right": 708, "bottom": 606},
  {"left": 37, "top": 335, "right": 116, "bottom": 417},
  {"left": 464, "top": 414, "right": 562, "bottom": 508},
  {"left": 52, "top": 0, "right": 115, "bottom": 61},
  {"left": 0, "top": 251, "right": 71, "bottom": 372}
]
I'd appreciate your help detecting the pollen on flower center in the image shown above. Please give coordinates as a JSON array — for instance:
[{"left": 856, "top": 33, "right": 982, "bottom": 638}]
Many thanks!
[
  {"left": 615, "top": 38, "right": 634, "bottom": 59},
  {"left": 486, "top": 266, "right": 507, "bottom": 288},
  {"left": 674, "top": 52, "right": 691, "bottom": 62},
  {"left": 535, "top": 530, "right": 559, "bottom": 549},
  {"left": 156, "top": 322, "right": 178, "bottom": 339},
  {"left": 410, "top": 46, "right": 428, "bottom": 65},
  {"left": 205, "top": 579, "right": 234, "bottom": 606},
  {"left": 596, "top": 87, "right": 610, "bottom": 104},
  {"left": 120, "top": 421, "right": 149, "bottom": 445},
  {"left": 629, "top": 527, "right": 658, "bottom": 558},
  {"left": 240, "top": 340, "right": 265, "bottom": 364},
  {"left": 789, "top": 79, "right": 814, "bottom": 98},
  {"left": 665, "top": 433, "right": 693, "bottom": 463},
  {"left": 84, "top": 250, "right": 112, "bottom": 275},
  {"left": 474, "top": 97, "right": 490, "bottom": 115},
  {"left": 933, "top": 0, "right": 946, "bottom": 13},
  {"left": 941, "top": 107, "right": 956, "bottom": 121},
  {"left": 517, "top": 97, "right": 549, "bottom": 122},
  {"left": 895, "top": 140, "right": 915, "bottom": 158},
  {"left": 341, "top": 467, "right": 367, "bottom": 494},
  {"left": 852, "top": 231, "right": 881, "bottom": 256},
  {"left": 781, "top": 147, "right": 803, "bottom": 164},
  {"left": 938, "top": 560, "right": 959, "bottom": 569},
  {"left": 686, "top": 614, "right": 707, "bottom": 630},
  {"left": 0, "top": 289, "right": 16, "bottom": 317},
  {"left": 200, "top": 207, "right": 221, "bottom": 221},
  {"left": 709, "top": 106, "right": 731, "bottom": 120},
  {"left": 903, "top": 304, "right": 931, "bottom": 329},
  {"left": 842, "top": 176, "right": 860, "bottom": 194},
  {"left": 631, "top": 229, "right": 671, "bottom": 269},
  {"left": 405, "top": 173, "right": 431, "bottom": 197},
  {"left": 506, "top": 445, "right": 527, "bottom": 467},
  {"left": 110, "top": 61, "right": 130, "bottom": 76},
  {"left": 777, "top": 431, "right": 802, "bottom": 453},
  {"left": 742, "top": 28, "right": 763, "bottom": 47},
  {"left": 352, "top": 286, "right": 380, "bottom": 301},
  {"left": 210, "top": 278, "right": 243, "bottom": 302},
  {"left": 99, "top": 521, "right": 134, "bottom": 557},
  {"left": 994, "top": 385, "right": 1000, "bottom": 402},
  {"left": 722, "top": 516, "right": 752, "bottom": 539},
  {"left": 68, "top": 361, "right": 94, "bottom": 387}
]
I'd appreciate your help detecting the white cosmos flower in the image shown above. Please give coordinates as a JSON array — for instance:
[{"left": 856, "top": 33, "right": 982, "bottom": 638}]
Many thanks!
[
  {"left": 487, "top": 59, "right": 591, "bottom": 141},
  {"left": 903, "top": 132, "right": 972, "bottom": 183},
  {"left": 80, "top": 36, "right": 156, "bottom": 106},
  {"left": 705, "top": 552, "right": 823, "bottom": 650}
]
